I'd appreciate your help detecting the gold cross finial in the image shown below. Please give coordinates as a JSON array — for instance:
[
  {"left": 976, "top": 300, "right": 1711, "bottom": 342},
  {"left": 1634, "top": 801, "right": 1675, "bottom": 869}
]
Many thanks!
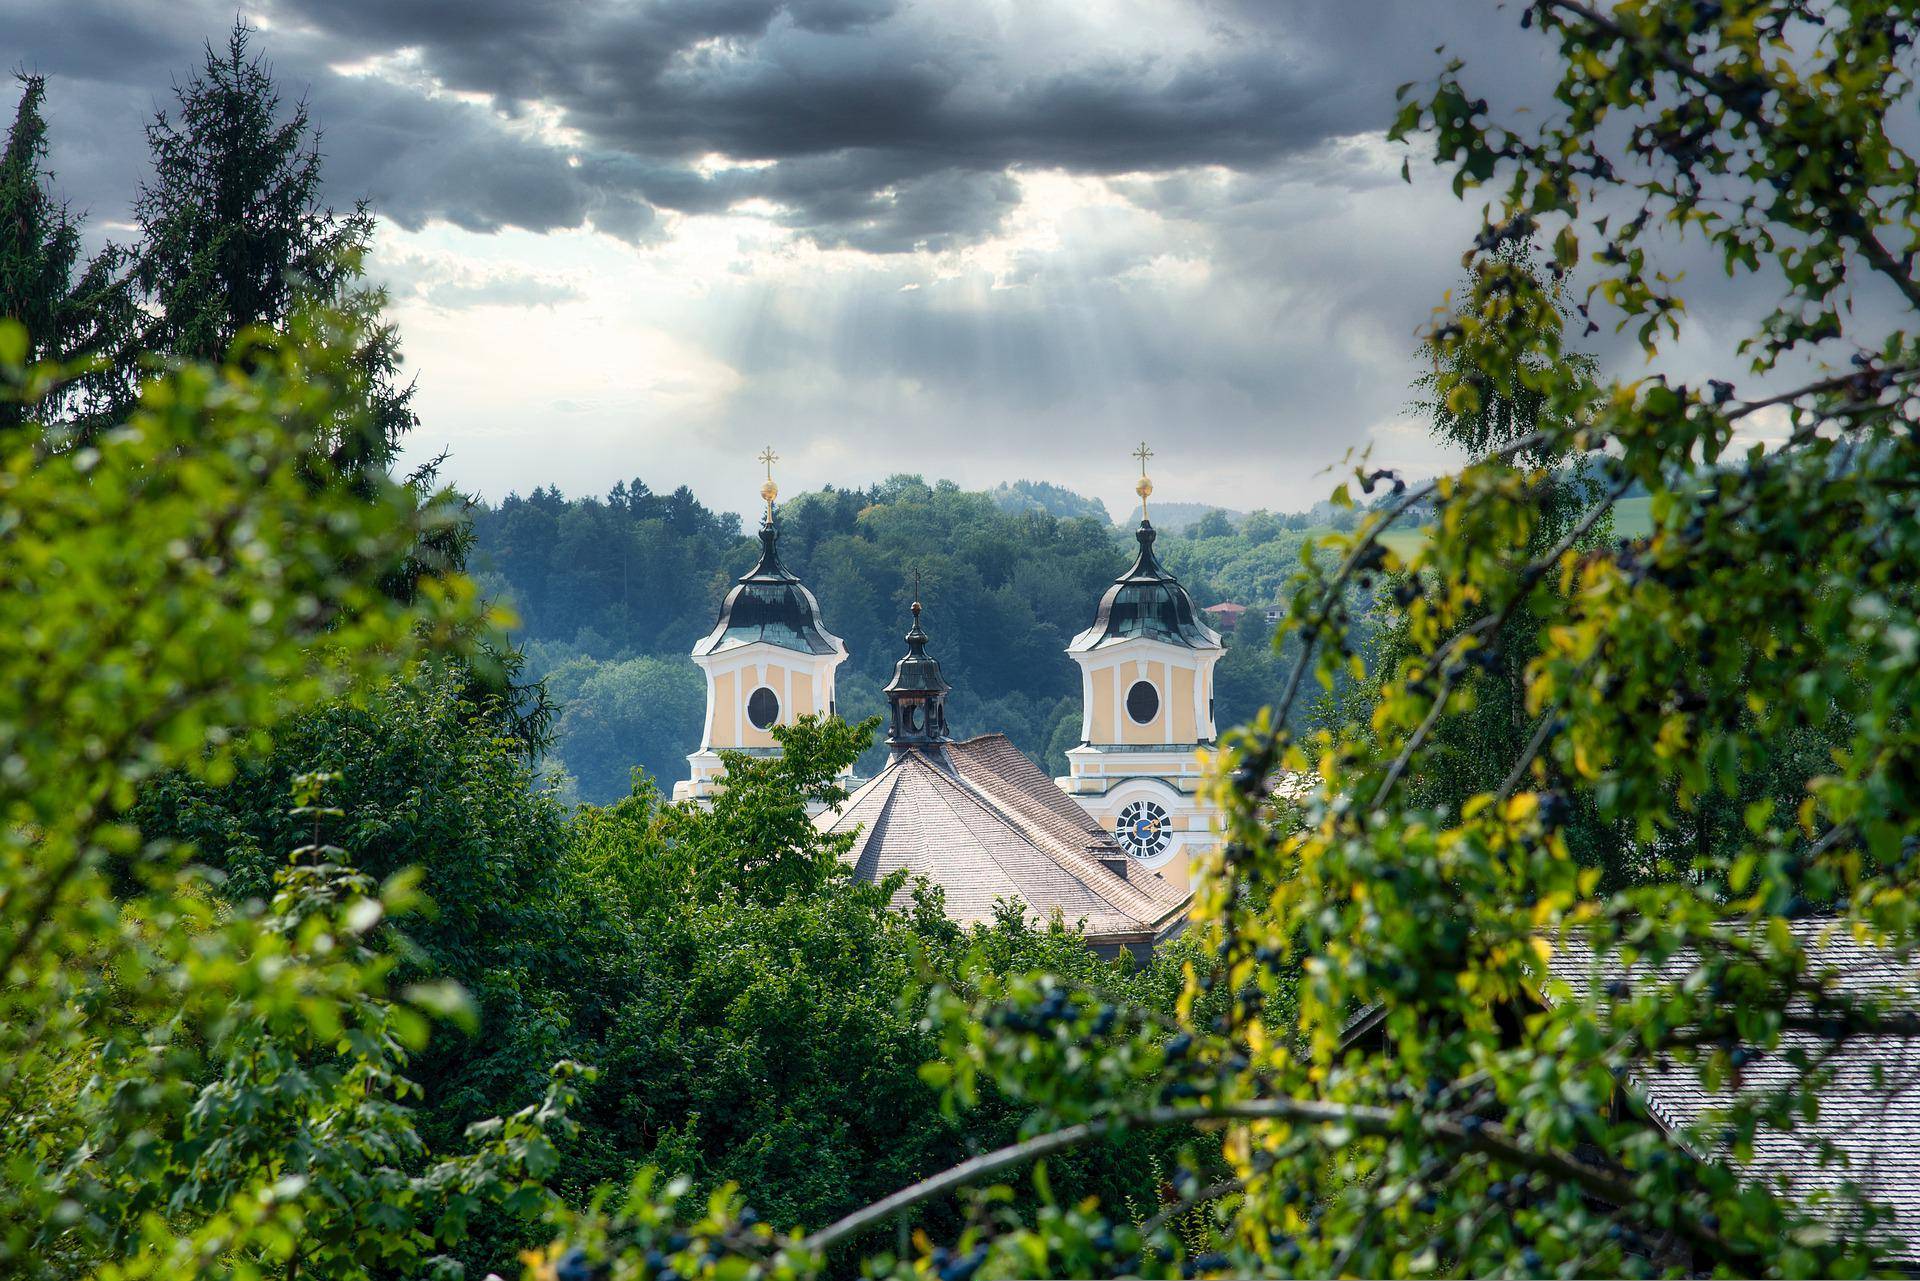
[
  {"left": 758, "top": 445, "right": 779, "bottom": 518},
  {"left": 1133, "top": 441, "right": 1154, "bottom": 520}
]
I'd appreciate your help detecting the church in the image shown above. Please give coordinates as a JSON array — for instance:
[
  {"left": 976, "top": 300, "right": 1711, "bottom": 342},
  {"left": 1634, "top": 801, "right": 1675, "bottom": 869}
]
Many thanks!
[{"left": 670, "top": 448, "right": 1221, "bottom": 954}]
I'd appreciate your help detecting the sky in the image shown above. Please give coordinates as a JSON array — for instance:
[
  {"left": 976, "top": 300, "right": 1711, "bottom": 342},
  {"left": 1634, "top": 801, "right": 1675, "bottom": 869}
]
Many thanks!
[{"left": 8, "top": 0, "right": 1811, "bottom": 521}]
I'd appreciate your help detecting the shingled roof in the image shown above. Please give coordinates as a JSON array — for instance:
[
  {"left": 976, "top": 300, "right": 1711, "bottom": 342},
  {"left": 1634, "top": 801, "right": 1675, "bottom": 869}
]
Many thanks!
[
  {"left": 1549, "top": 921, "right": 1920, "bottom": 1266},
  {"left": 819, "top": 733, "right": 1190, "bottom": 951}
]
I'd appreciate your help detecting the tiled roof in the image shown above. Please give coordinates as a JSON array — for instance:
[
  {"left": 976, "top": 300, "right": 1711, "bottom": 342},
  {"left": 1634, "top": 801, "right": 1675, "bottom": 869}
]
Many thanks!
[
  {"left": 1549, "top": 920, "right": 1920, "bottom": 1264},
  {"left": 819, "top": 734, "right": 1189, "bottom": 945}
]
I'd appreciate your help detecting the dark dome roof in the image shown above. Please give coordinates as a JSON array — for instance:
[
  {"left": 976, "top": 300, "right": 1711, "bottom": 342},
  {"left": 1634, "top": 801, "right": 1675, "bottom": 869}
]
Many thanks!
[
  {"left": 883, "top": 602, "right": 951, "bottom": 696},
  {"left": 1069, "top": 521, "right": 1222, "bottom": 652},
  {"left": 692, "top": 521, "right": 842, "bottom": 657}
]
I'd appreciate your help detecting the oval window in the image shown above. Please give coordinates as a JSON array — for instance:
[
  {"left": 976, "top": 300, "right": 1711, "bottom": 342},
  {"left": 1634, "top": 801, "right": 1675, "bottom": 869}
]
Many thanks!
[
  {"left": 747, "top": 686, "right": 780, "bottom": 730},
  {"left": 1125, "top": 680, "right": 1160, "bottom": 725}
]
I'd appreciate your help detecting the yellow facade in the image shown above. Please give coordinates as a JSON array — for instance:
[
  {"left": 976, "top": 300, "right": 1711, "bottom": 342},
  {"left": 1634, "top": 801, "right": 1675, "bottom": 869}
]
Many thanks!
[
  {"left": 1089, "top": 662, "right": 1116, "bottom": 742},
  {"left": 1170, "top": 665, "right": 1196, "bottom": 743},
  {"left": 707, "top": 662, "right": 830, "bottom": 752},
  {"left": 1083, "top": 654, "right": 1215, "bottom": 747},
  {"left": 713, "top": 670, "right": 738, "bottom": 746}
]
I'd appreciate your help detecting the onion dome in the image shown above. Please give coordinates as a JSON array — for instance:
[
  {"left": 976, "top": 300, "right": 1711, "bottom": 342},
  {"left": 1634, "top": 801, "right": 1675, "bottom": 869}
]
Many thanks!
[
  {"left": 692, "top": 518, "right": 841, "bottom": 657},
  {"left": 1068, "top": 519, "right": 1222, "bottom": 652},
  {"left": 884, "top": 599, "right": 951, "bottom": 749}
]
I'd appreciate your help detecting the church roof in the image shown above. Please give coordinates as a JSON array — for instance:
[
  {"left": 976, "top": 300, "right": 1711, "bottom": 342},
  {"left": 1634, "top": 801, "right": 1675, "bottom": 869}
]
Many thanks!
[
  {"left": 819, "top": 734, "right": 1190, "bottom": 946},
  {"left": 693, "top": 520, "right": 843, "bottom": 658},
  {"left": 1549, "top": 920, "right": 1920, "bottom": 1266},
  {"left": 1069, "top": 520, "right": 1222, "bottom": 653}
]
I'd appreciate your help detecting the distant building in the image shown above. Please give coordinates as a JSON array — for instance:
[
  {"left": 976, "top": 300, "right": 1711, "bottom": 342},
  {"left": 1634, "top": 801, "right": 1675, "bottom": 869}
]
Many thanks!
[
  {"left": 1206, "top": 601, "right": 1249, "bottom": 629},
  {"left": 1338, "top": 921, "right": 1920, "bottom": 1270}
]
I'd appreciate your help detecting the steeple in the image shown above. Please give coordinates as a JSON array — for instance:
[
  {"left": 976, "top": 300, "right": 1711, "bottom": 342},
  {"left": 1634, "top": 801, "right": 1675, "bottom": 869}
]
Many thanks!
[
  {"left": 692, "top": 454, "right": 837, "bottom": 658},
  {"left": 675, "top": 447, "right": 852, "bottom": 805},
  {"left": 884, "top": 597, "right": 951, "bottom": 753},
  {"left": 1133, "top": 440, "right": 1154, "bottom": 521},
  {"left": 1053, "top": 444, "right": 1225, "bottom": 882}
]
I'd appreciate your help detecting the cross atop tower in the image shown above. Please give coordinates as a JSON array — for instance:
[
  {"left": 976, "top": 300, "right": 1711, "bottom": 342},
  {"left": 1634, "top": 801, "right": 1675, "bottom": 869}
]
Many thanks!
[
  {"left": 1133, "top": 441, "right": 1154, "bottom": 520},
  {"left": 758, "top": 445, "right": 779, "bottom": 518}
]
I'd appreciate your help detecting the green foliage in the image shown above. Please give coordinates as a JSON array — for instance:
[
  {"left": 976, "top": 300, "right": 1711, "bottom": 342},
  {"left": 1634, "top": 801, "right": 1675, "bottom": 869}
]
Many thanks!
[
  {"left": 472, "top": 480, "right": 744, "bottom": 661},
  {"left": 546, "top": 715, "right": 1201, "bottom": 1242},
  {"left": 133, "top": 672, "right": 592, "bottom": 1151},
  {"left": 1122, "top": 501, "right": 1247, "bottom": 534},
  {"left": 132, "top": 673, "right": 1197, "bottom": 1275},
  {"left": 1365, "top": 245, "right": 1638, "bottom": 881},
  {"left": 537, "top": 654, "right": 705, "bottom": 802},
  {"left": 529, "top": 5, "right": 1920, "bottom": 1278},
  {"left": 1185, "top": 509, "right": 1236, "bottom": 541},
  {"left": 82, "top": 836, "right": 577, "bottom": 1280},
  {"left": 0, "top": 305, "right": 584, "bottom": 1276},
  {"left": 987, "top": 479, "right": 1113, "bottom": 524}
]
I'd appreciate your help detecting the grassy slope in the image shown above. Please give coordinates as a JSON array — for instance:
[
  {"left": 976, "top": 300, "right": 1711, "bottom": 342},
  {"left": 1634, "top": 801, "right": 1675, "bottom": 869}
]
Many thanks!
[{"left": 1311, "top": 497, "right": 1654, "bottom": 564}]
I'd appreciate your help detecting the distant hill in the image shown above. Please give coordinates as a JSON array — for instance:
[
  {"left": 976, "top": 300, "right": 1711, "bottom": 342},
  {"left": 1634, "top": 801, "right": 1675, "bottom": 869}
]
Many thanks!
[
  {"left": 987, "top": 480, "right": 1112, "bottom": 524},
  {"left": 1123, "top": 502, "right": 1247, "bottom": 533}
]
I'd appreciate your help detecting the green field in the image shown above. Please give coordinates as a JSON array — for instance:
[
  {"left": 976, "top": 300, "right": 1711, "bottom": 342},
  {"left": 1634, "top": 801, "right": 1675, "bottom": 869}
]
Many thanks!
[
  {"left": 1612, "top": 495, "right": 1653, "bottom": 539},
  {"left": 1345, "top": 495, "right": 1654, "bottom": 562}
]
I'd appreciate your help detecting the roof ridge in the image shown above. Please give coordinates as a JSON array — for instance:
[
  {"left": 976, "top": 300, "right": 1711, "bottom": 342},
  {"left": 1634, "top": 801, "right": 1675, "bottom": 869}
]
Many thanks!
[
  {"left": 922, "top": 753, "right": 1164, "bottom": 928},
  {"left": 918, "top": 757, "right": 1147, "bottom": 932},
  {"left": 944, "top": 738, "right": 1188, "bottom": 920},
  {"left": 894, "top": 753, "right": 1062, "bottom": 921}
]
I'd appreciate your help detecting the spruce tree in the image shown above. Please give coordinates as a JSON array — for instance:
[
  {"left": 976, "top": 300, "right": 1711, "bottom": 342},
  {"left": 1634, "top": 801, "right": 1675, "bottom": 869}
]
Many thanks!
[
  {"left": 0, "top": 74, "right": 138, "bottom": 438},
  {"left": 133, "top": 21, "right": 415, "bottom": 476}
]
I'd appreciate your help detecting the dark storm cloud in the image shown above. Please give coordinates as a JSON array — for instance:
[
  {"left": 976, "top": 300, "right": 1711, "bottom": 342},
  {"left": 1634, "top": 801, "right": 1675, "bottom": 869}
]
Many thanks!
[{"left": 7, "top": 0, "right": 1550, "bottom": 250}]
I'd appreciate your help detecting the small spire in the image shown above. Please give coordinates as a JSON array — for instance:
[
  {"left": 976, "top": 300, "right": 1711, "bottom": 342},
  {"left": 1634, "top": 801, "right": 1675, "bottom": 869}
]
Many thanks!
[
  {"left": 885, "top": 587, "right": 951, "bottom": 751},
  {"left": 1133, "top": 440, "right": 1154, "bottom": 522}
]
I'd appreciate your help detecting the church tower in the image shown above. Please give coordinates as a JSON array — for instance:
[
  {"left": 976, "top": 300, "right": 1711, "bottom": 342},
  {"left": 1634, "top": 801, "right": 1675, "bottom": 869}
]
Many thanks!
[
  {"left": 1056, "top": 444, "right": 1224, "bottom": 884},
  {"left": 673, "top": 450, "right": 850, "bottom": 804},
  {"left": 883, "top": 599, "right": 952, "bottom": 756}
]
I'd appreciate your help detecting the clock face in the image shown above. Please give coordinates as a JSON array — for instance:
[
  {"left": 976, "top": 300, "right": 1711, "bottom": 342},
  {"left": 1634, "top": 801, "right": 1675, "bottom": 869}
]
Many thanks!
[{"left": 1117, "top": 799, "right": 1171, "bottom": 859}]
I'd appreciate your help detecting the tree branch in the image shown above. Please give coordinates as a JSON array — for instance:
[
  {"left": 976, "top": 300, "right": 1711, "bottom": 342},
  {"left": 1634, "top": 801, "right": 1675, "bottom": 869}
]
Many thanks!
[{"left": 797, "top": 1095, "right": 1765, "bottom": 1272}]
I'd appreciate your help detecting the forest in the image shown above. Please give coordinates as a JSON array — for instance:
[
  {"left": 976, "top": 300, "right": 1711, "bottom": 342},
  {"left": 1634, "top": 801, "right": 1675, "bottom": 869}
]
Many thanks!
[
  {"left": 471, "top": 477, "right": 1335, "bottom": 801},
  {"left": 9, "top": 6, "right": 1920, "bottom": 1280}
]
